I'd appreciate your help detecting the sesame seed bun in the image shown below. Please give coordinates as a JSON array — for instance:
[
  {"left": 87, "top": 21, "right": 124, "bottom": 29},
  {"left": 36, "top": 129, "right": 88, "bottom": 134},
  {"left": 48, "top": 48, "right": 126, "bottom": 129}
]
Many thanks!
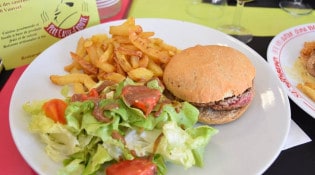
[{"left": 163, "top": 45, "right": 256, "bottom": 124}]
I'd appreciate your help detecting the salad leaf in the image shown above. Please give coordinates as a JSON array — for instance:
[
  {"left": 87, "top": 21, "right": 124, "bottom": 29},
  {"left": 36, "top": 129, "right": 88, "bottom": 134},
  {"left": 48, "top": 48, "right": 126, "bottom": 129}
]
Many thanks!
[
  {"left": 65, "top": 101, "right": 94, "bottom": 133},
  {"left": 125, "top": 129, "right": 162, "bottom": 157},
  {"left": 58, "top": 159, "right": 84, "bottom": 175},
  {"left": 83, "top": 144, "right": 112, "bottom": 175},
  {"left": 186, "top": 125, "right": 218, "bottom": 167},
  {"left": 158, "top": 102, "right": 199, "bottom": 129},
  {"left": 155, "top": 121, "right": 217, "bottom": 169},
  {"left": 153, "top": 154, "right": 167, "bottom": 175},
  {"left": 146, "top": 78, "right": 164, "bottom": 92}
]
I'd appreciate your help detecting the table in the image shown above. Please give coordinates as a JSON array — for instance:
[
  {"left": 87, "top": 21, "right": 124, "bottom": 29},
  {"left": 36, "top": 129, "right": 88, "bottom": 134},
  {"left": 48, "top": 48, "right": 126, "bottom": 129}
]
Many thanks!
[{"left": 1, "top": 0, "right": 315, "bottom": 175}]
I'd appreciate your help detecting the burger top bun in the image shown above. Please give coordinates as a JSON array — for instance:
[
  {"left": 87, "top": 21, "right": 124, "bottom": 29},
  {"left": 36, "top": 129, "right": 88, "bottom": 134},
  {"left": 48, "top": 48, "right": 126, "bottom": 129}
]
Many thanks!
[{"left": 163, "top": 45, "right": 256, "bottom": 104}]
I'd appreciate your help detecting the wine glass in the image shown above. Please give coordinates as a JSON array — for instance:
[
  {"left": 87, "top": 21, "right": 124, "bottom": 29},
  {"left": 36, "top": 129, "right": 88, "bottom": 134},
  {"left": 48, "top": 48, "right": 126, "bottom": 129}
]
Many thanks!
[
  {"left": 279, "top": 0, "right": 313, "bottom": 16},
  {"left": 217, "top": 0, "right": 253, "bottom": 43},
  {"left": 186, "top": 0, "right": 227, "bottom": 21}
]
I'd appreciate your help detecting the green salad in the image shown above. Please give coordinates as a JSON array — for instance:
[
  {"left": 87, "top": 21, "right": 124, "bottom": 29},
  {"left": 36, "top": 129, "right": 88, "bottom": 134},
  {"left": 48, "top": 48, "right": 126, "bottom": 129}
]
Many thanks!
[{"left": 23, "top": 78, "right": 218, "bottom": 175}]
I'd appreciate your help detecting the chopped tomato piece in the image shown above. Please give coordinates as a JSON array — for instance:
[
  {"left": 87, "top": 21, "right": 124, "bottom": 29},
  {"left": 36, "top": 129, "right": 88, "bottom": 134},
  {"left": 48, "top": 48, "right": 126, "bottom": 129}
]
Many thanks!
[
  {"left": 71, "top": 88, "right": 99, "bottom": 102},
  {"left": 122, "top": 85, "right": 161, "bottom": 116},
  {"left": 106, "top": 158, "right": 157, "bottom": 175},
  {"left": 82, "top": 88, "right": 99, "bottom": 101},
  {"left": 42, "top": 98, "right": 68, "bottom": 124},
  {"left": 88, "top": 88, "right": 99, "bottom": 98}
]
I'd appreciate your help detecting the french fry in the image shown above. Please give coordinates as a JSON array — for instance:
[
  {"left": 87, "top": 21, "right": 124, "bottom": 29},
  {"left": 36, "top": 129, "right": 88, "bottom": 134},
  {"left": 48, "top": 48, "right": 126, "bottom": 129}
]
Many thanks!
[
  {"left": 109, "top": 17, "right": 142, "bottom": 36},
  {"left": 114, "top": 52, "right": 132, "bottom": 72},
  {"left": 84, "top": 39, "right": 93, "bottom": 48},
  {"left": 304, "top": 82, "right": 315, "bottom": 90},
  {"left": 112, "top": 35, "right": 131, "bottom": 44},
  {"left": 159, "top": 41, "right": 181, "bottom": 56},
  {"left": 297, "top": 83, "right": 315, "bottom": 101},
  {"left": 50, "top": 73, "right": 96, "bottom": 90},
  {"left": 99, "top": 43, "right": 114, "bottom": 63},
  {"left": 127, "top": 67, "right": 154, "bottom": 82},
  {"left": 91, "top": 34, "right": 108, "bottom": 44},
  {"left": 64, "top": 61, "right": 80, "bottom": 72},
  {"left": 129, "top": 32, "right": 171, "bottom": 63},
  {"left": 130, "top": 55, "right": 140, "bottom": 68},
  {"left": 70, "top": 52, "right": 98, "bottom": 75},
  {"left": 70, "top": 68, "right": 85, "bottom": 93},
  {"left": 76, "top": 37, "right": 86, "bottom": 57},
  {"left": 139, "top": 55, "right": 149, "bottom": 68},
  {"left": 117, "top": 45, "right": 143, "bottom": 57},
  {"left": 97, "top": 62, "right": 115, "bottom": 73},
  {"left": 102, "top": 72, "right": 126, "bottom": 83},
  {"left": 73, "top": 83, "right": 85, "bottom": 94},
  {"left": 147, "top": 59, "right": 163, "bottom": 77},
  {"left": 114, "top": 61, "right": 126, "bottom": 76},
  {"left": 85, "top": 43, "right": 99, "bottom": 66},
  {"left": 138, "top": 32, "right": 155, "bottom": 38}
]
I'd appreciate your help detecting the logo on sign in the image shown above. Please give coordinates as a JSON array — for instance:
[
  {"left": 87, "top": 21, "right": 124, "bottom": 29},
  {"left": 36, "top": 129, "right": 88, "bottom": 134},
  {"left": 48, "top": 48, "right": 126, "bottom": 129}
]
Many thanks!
[{"left": 41, "top": 0, "right": 90, "bottom": 38}]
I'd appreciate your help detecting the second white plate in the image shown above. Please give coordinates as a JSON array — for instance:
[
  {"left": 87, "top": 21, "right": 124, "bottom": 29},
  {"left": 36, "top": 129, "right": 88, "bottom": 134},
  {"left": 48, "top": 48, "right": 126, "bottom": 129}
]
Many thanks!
[{"left": 267, "top": 23, "right": 315, "bottom": 119}]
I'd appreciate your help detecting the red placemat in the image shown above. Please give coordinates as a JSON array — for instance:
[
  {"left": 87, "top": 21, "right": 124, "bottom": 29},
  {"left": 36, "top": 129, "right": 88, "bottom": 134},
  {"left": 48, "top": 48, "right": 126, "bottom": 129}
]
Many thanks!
[{"left": 0, "top": 0, "right": 131, "bottom": 174}]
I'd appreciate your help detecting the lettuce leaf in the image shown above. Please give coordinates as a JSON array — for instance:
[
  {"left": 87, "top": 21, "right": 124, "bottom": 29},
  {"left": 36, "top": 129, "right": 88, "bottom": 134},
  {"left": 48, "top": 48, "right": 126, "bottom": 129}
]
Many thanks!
[
  {"left": 156, "top": 121, "right": 218, "bottom": 169},
  {"left": 125, "top": 129, "right": 162, "bottom": 157}
]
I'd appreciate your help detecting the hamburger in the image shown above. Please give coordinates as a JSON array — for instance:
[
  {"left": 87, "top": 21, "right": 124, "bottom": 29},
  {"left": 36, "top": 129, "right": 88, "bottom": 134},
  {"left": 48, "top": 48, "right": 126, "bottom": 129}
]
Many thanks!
[{"left": 163, "top": 45, "right": 256, "bottom": 124}]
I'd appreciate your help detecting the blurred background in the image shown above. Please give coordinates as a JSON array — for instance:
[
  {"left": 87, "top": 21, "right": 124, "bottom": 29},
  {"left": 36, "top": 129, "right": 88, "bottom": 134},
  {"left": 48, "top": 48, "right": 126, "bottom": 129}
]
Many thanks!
[{"left": 223, "top": 0, "right": 315, "bottom": 8}]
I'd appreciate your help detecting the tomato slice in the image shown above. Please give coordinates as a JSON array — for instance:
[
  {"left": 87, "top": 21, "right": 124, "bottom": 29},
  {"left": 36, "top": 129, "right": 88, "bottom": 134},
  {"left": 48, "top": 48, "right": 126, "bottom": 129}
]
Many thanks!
[
  {"left": 122, "top": 85, "right": 161, "bottom": 116},
  {"left": 106, "top": 158, "right": 157, "bottom": 175},
  {"left": 42, "top": 98, "right": 68, "bottom": 124}
]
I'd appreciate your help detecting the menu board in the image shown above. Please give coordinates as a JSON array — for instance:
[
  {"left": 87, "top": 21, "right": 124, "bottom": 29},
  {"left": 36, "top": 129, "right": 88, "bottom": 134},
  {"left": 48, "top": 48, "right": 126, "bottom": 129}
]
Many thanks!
[{"left": 0, "top": 0, "right": 100, "bottom": 70}]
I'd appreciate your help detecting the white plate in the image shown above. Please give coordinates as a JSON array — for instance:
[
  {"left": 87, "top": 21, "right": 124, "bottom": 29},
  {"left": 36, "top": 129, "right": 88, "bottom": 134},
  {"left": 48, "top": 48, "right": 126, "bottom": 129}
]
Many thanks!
[
  {"left": 10, "top": 18, "right": 290, "bottom": 175},
  {"left": 267, "top": 23, "right": 315, "bottom": 119}
]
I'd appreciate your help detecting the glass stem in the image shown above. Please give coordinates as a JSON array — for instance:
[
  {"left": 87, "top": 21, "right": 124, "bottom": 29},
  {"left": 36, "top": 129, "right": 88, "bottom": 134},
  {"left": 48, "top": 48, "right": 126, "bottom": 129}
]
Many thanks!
[{"left": 232, "top": 0, "right": 245, "bottom": 27}]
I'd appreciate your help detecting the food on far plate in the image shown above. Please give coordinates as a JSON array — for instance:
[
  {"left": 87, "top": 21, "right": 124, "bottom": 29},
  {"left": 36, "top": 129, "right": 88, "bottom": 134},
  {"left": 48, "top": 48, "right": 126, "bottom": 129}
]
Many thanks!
[
  {"left": 299, "top": 41, "right": 315, "bottom": 77},
  {"left": 163, "top": 45, "right": 256, "bottom": 124},
  {"left": 294, "top": 41, "right": 315, "bottom": 101},
  {"left": 23, "top": 78, "right": 218, "bottom": 175},
  {"left": 50, "top": 17, "right": 180, "bottom": 93}
]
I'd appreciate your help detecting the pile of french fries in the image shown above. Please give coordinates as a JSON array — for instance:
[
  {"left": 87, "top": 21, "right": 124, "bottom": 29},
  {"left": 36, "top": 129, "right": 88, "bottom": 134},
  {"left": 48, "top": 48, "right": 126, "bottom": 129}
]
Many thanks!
[{"left": 50, "top": 17, "right": 181, "bottom": 93}]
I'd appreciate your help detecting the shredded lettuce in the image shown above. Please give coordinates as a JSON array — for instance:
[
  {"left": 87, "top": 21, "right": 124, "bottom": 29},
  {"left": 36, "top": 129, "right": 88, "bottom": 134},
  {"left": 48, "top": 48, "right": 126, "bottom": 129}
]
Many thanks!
[
  {"left": 23, "top": 79, "right": 218, "bottom": 175},
  {"left": 156, "top": 121, "right": 218, "bottom": 169}
]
